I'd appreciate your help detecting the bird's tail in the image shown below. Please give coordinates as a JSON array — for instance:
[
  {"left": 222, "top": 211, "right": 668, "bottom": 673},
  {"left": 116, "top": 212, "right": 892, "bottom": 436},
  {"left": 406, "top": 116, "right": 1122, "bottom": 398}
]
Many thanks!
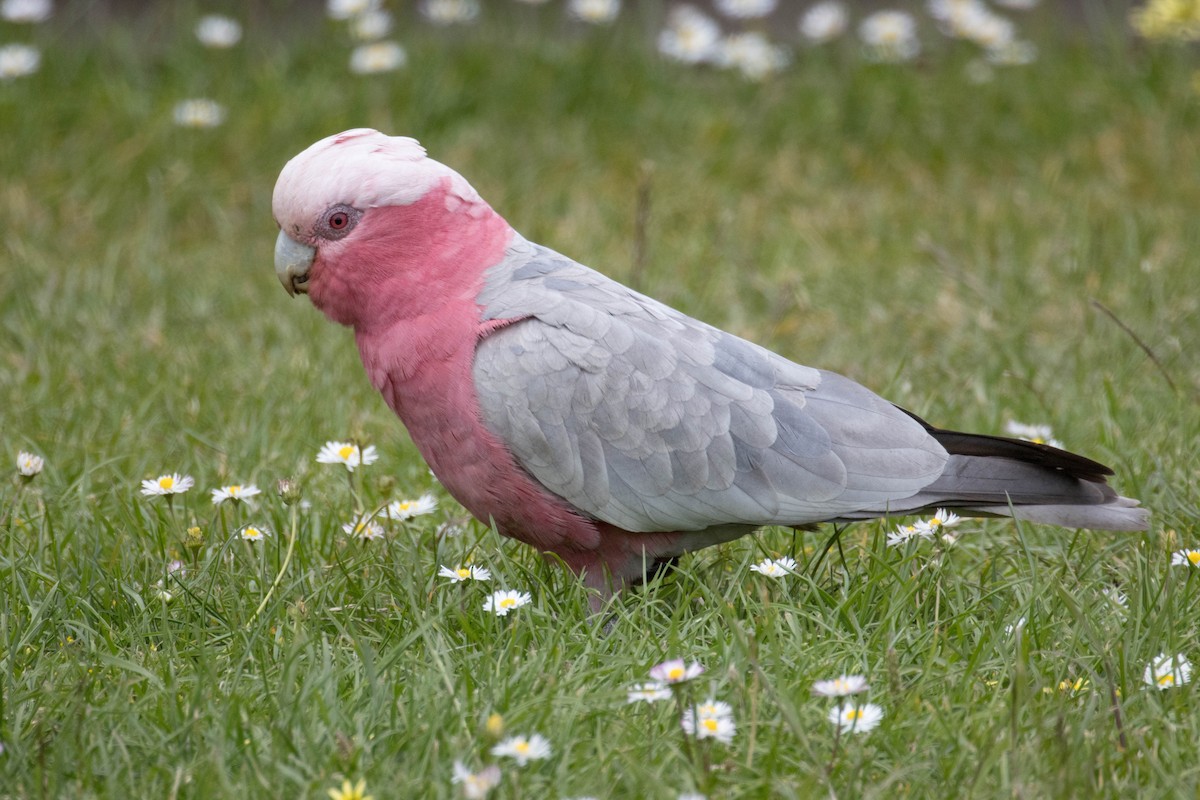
[{"left": 840, "top": 418, "right": 1149, "bottom": 531}]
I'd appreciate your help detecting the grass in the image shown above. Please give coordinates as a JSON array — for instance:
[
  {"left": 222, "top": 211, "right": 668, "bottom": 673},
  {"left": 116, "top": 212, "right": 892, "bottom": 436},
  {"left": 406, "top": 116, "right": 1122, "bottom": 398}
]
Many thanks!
[{"left": 3, "top": 5, "right": 1200, "bottom": 798}]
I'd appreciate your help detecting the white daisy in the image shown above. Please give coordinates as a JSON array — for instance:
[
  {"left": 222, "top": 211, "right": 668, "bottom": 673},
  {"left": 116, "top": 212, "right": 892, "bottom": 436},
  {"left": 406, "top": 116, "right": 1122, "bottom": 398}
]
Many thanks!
[
  {"left": 490, "top": 733, "right": 551, "bottom": 765},
  {"left": 1144, "top": 652, "right": 1192, "bottom": 690},
  {"left": 140, "top": 473, "right": 195, "bottom": 497},
  {"left": 749, "top": 556, "right": 797, "bottom": 578},
  {"left": 343, "top": 519, "right": 386, "bottom": 541},
  {"left": 211, "top": 484, "right": 261, "bottom": 505},
  {"left": 451, "top": 760, "right": 501, "bottom": 799},
  {"left": 657, "top": 5, "right": 722, "bottom": 65},
  {"left": 715, "top": 32, "right": 790, "bottom": 79},
  {"left": 349, "top": 41, "right": 407, "bottom": 74},
  {"left": 800, "top": 1, "right": 849, "bottom": 43},
  {"left": 316, "top": 441, "right": 380, "bottom": 471},
  {"left": 240, "top": 524, "right": 269, "bottom": 542},
  {"left": 567, "top": 0, "right": 620, "bottom": 25},
  {"left": 420, "top": 0, "right": 480, "bottom": 25},
  {"left": 483, "top": 589, "right": 532, "bottom": 616},
  {"left": 172, "top": 99, "right": 226, "bottom": 128},
  {"left": 886, "top": 522, "right": 931, "bottom": 547},
  {"left": 1003, "top": 420, "right": 1062, "bottom": 448},
  {"left": 829, "top": 702, "right": 884, "bottom": 734},
  {"left": 439, "top": 564, "right": 491, "bottom": 582},
  {"left": 713, "top": 0, "right": 777, "bottom": 19},
  {"left": 0, "top": 44, "right": 40, "bottom": 80},
  {"left": 1171, "top": 549, "right": 1200, "bottom": 568},
  {"left": 349, "top": 9, "right": 392, "bottom": 40},
  {"left": 812, "top": 674, "right": 869, "bottom": 697},
  {"left": 922, "top": 508, "right": 961, "bottom": 531},
  {"left": 649, "top": 658, "right": 705, "bottom": 684},
  {"left": 1, "top": 0, "right": 52, "bottom": 23},
  {"left": 16, "top": 451, "right": 43, "bottom": 477},
  {"left": 387, "top": 493, "right": 438, "bottom": 520},
  {"left": 326, "top": 0, "right": 380, "bottom": 20},
  {"left": 626, "top": 681, "right": 672, "bottom": 703},
  {"left": 859, "top": 10, "right": 920, "bottom": 62},
  {"left": 195, "top": 15, "right": 242, "bottom": 48},
  {"left": 681, "top": 700, "right": 736, "bottom": 743}
]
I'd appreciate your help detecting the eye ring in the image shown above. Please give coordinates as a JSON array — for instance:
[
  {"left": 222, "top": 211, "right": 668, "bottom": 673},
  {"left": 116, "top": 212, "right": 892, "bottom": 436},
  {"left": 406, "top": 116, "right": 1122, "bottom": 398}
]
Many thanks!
[
  {"left": 328, "top": 211, "right": 349, "bottom": 230},
  {"left": 319, "top": 205, "right": 359, "bottom": 239}
]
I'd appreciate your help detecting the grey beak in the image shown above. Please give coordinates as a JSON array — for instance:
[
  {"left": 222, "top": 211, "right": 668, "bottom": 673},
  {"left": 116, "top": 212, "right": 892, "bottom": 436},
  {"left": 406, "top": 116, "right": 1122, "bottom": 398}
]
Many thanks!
[{"left": 274, "top": 231, "right": 316, "bottom": 296}]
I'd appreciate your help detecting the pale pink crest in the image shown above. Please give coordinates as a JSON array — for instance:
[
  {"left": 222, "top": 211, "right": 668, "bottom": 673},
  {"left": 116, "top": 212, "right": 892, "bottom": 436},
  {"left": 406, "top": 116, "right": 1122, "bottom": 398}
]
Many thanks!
[{"left": 271, "top": 128, "right": 481, "bottom": 241}]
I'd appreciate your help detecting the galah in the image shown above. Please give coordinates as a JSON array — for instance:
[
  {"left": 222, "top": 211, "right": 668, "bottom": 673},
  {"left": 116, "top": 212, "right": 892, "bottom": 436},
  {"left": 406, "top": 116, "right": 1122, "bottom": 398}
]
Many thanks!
[{"left": 272, "top": 129, "right": 1148, "bottom": 595}]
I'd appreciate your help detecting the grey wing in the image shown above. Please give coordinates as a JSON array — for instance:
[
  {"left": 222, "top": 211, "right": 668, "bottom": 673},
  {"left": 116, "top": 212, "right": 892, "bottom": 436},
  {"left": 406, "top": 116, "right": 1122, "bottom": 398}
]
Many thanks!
[{"left": 472, "top": 238, "right": 948, "bottom": 532}]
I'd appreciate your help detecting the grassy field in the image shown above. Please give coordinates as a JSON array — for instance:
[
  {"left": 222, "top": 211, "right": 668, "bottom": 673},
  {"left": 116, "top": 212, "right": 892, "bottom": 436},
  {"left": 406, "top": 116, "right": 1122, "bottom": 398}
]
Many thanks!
[{"left": 3, "top": 4, "right": 1200, "bottom": 798}]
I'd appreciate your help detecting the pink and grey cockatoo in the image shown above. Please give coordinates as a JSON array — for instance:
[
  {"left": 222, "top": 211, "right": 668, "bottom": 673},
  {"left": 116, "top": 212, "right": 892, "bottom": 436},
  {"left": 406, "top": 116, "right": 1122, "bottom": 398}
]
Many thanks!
[{"left": 273, "top": 129, "right": 1148, "bottom": 594}]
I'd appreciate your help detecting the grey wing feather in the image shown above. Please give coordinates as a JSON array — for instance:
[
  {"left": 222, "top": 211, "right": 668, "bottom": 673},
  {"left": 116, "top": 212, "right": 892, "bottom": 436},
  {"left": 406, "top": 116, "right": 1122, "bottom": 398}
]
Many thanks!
[{"left": 473, "top": 236, "right": 948, "bottom": 532}]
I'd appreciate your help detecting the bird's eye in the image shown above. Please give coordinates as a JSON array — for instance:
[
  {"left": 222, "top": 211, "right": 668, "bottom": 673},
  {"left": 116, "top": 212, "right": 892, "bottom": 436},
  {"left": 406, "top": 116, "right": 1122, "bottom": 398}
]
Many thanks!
[{"left": 320, "top": 205, "right": 359, "bottom": 239}]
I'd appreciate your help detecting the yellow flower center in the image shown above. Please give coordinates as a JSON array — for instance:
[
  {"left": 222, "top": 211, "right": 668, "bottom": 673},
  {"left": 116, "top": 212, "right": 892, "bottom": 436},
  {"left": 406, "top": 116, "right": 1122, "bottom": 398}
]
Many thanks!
[
  {"left": 1158, "top": 674, "right": 1176, "bottom": 686},
  {"left": 159, "top": 476, "right": 174, "bottom": 490},
  {"left": 702, "top": 718, "right": 719, "bottom": 732},
  {"left": 338, "top": 445, "right": 355, "bottom": 460},
  {"left": 245, "top": 527, "right": 260, "bottom": 538},
  {"left": 668, "top": 667, "right": 684, "bottom": 680},
  {"left": 500, "top": 598, "right": 516, "bottom": 609},
  {"left": 930, "top": 517, "right": 942, "bottom": 527},
  {"left": 846, "top": 709, "right": 863, "bottom": 720},
  {"left": 229, "top": 485, "right": 240, "bottom": 494},
  {"left": 1189, "top": 551, "right": 1200, "bottom": 566},
  {"left": 514, "top": 740, "right": 530, "bottom": 754},
  {"left": 834, "top": 679, "right": 849, "bottom": 692},
  {"left": 397, "top": 502, "right": 413, "bottom": 511},
  {"left": 456, "top": 568, "right": 471, "bottom": 579},
  {"left": 1031, "top": 437, "right": 1045, "bottom": 444}
]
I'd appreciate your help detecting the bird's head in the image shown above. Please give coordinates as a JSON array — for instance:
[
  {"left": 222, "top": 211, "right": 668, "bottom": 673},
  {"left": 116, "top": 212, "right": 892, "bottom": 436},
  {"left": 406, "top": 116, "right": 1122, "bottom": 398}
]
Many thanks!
[{"left": 272, "top": 128, "right": 501, "bottom": 328}]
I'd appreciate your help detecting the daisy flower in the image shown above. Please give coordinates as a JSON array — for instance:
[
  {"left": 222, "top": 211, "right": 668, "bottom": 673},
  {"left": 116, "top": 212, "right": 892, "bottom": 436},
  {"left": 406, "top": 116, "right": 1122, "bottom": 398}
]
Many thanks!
[
  {"left": 211, "top": 484, "right": 261, "bottom": 505},
  {"left": 1, "top": 0, "right": 52, "bottom": 23},
  {"left": 140, "top": 473, "right": 194, "bottom": 497},
  {"left": 420, "top": 0, "right": 480, "bottom": 25},
  {"left": 1170, "top": 549, "right": 1200, "bottom": 567},
  {"left": 829, "top": 702, "right": 884, "bottom": 734},
  {"left": 172, "top": 99, "right": 226, "bottom": 128},
  {"left": 749, "top": 556, "right": 797, "bottom": 578},
  {"left": 922, "top": 508, "right": 961, "bottom": 531},
  {"left": 439, "top": 564, "right": 491, "bottom": 582},
  {"left": 195, "top": 15, "right": 242, "bottom": 48},
  {"left": 567, "top": 0, "right": 620, "bottom": 25},
  {"left": 490, "top": 733, "right": 552, "bottom": 765},
  {"left": 1003, "top": 420, "right": 1062, "bottom": 448},
  {"left": 326, "top": 0, "right": 380, "bottom": 20},
  {"left": 483, "top": 589, "right": 531, "bottom": 616},
  {"left": 657, "top": 5, "right": 722, "bottom": 65},
  {"left": 451, "top": 760, "right": 501, "bottom": 799},
  {"left": 714, "top": 0, "right": 777, "bottom": 19},
  {"left": 681, "top": 700, "right": 736, "bottom": 743},
  {"left": 715, "top": 32, "right": 790, "bottom": 80},
  {"left": 800, "top": 1, "right": 849, "bottom": 43},
  {"left": 649, "top": 658, "right": 705, "bottom": 684},
  {"left": 316, "top": 441, "right": 380, "bottom": 471},
  {"left": 327, "top": 778, "right": 373, "bottom": 800},
  {"left": 16, "top": 451, "right": 43, "bottom": 478},
  {"left": 812, "top": 674, "right": 869, "bottom": 697},
  {"left": 387, "top": 493, "right": 438, "bottom": 520},
  {"left": 349, "top": 9, "right": 392, "bottom": 40},
  {"left": 626, "top": 682, "right": 672, "bottom": 704},
  {"left": 886, "top": 522, "right": 930, "bottom": 547},
  {"left": 239, "top": 524, "right": 270, "bottom": 542},
  {"left": 344, "top": 519, "right": 386, "bottom": 541},
  {"left": 859, "top": 10, "right": 920, "bottom": 62},
  {"left": 1144, "top": 652, "right": 1192, "bottom": 690},
  {"left": 0, "top": 43, "right": 39, "bottom": 80}
]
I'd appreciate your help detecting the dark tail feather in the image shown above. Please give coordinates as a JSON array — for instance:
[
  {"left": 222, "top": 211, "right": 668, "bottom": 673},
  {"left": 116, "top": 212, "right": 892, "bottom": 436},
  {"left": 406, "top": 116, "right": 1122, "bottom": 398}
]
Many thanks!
[{"left": 846, "top": 410, "right": 1150, "bottom": 531}]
